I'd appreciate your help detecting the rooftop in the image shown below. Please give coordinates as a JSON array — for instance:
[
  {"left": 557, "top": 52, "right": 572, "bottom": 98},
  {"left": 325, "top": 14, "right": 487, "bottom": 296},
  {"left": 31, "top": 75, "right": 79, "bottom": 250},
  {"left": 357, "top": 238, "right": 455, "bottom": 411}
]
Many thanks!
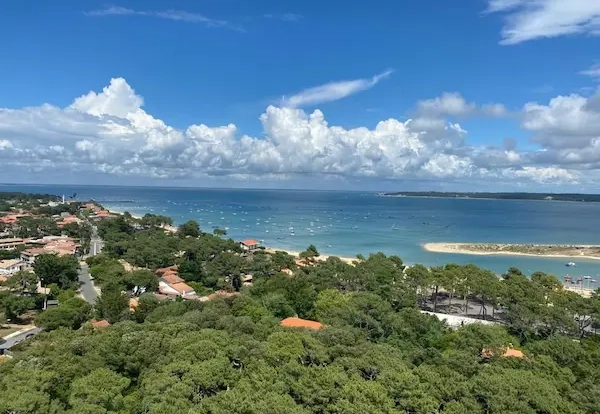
[
  {"left": 160, "top": 273, "right": 184, "bottom": 285},
  {"left": 0, "top": 259, "right": 24, "bottom": 269},
  {"left": 169, "top": 282, "right": 195, "bottom": 295},
  {"left": 241, "top": 239, "right": 259, "bottom": 246},
  {"left": 0, "top": 238, "right": 24, "bottom": 244},
  {"left": 90, "top": 319, "right": 111, "bottom": 328},
  {"left": 280, "top": 317, "right": 324, "bottom": 330},
  {"left": 482, "top": 346, "right": 525, "bottom": 359}
]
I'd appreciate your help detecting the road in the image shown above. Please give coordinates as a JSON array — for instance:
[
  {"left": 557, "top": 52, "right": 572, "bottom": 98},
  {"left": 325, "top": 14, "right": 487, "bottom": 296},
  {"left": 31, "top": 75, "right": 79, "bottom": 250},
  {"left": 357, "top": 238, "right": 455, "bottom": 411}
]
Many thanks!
[
  {"left": 78, "top": 226, "right": 103, "bottom": 304},
  {"left": 78, "top": 263, "right": 100, "bottom": 304},
  {"left": 0, "top": 327, "right": 43, "bottom": 351}
]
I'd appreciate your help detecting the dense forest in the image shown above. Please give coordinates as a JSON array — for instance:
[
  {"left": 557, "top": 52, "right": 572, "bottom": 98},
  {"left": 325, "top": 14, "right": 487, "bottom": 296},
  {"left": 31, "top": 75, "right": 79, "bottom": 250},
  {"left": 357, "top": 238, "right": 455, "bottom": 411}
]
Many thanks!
[
  {"left": 1, "top": 214, "right": 600, "bottom": 413},
  {"left": 380, "top": 191, "right": 600, "bottom": 202}
]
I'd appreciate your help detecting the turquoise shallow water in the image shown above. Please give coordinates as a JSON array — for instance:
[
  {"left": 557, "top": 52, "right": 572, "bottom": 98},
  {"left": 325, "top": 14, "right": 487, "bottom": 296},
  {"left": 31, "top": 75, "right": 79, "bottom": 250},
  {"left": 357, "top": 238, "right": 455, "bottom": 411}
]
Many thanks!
[{"left": 3, "top": 184, "right": 599, "bottom": 282}]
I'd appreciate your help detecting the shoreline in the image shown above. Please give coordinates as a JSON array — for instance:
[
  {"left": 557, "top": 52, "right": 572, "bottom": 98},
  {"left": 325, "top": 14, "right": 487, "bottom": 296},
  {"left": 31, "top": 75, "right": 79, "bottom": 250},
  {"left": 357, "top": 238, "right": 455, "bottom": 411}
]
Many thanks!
[
  {"left": 423, "top": 242, "right": 600, "bottom": 261},
  {"left": 264, "top": 247, "right": 359, "bottom": 265},
  {"left": 104, "top": 206, "right": 356, "bottom": 263}
]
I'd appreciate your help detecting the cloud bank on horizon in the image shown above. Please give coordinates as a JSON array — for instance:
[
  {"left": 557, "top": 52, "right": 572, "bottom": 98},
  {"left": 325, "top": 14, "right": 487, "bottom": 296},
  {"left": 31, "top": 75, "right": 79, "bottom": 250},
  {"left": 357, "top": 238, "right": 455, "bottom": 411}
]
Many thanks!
[
  {"left": 0, "top": 75, "right": 598, "bottom": 188},
  {"left": 1, "top": 1, "right": 600, "bottom": 189}
]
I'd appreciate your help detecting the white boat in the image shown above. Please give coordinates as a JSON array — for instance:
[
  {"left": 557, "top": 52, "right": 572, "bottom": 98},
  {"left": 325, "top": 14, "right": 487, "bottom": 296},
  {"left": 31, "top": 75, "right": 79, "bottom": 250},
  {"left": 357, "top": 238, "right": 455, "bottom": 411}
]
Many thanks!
[{"left": 566, "top": 262, "right": 576, "bottom": 267}]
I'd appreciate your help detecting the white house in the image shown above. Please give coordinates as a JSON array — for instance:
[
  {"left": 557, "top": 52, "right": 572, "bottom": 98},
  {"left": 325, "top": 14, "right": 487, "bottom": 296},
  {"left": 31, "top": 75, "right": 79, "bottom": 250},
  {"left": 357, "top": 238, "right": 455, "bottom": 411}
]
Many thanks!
[
  {"left": 0, "top": 259, "right": 25, "bottom": 275},
  {"left": 155, "top": 267, "right": 196, "bottom": 298},
  {"left": 240, "top": 239, "right": 259, "bottom": 251}
]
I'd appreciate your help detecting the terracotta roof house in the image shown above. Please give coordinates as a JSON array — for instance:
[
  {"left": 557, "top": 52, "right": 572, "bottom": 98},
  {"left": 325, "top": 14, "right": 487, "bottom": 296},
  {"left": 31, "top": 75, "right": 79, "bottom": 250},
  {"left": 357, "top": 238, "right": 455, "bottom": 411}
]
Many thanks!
[
  {"left": 240, "top": 239, "right": 260, "bottom": 251},
  {"left": 160, "top": 273, "right": 184, "bottom": 285},
  {"left": 156, "top": 266, "right": 196, "bottom": 298},
  {"left": 90, "top": 210, "right": 117, "bottom": 221},
  {"left": 280, "top": 317, "right": 324, "bottom": 330},
  {"left": 0, "top": 216, "right": 18, "bottom": 225},
  {"left": 482, "top": 346, "right": 525, "bottom": 359},
  {"left": 91, "top": 319, "right": 111, "bottom": 328},
  {"left": 156, "top": 265, "right": 179, "bottom": 276},
  {"left": 56, "top": 215, "right": 82, "bottom": 228},
  {"left": 20, "top": 238, "right": 80, "bottom": 264},
  {"left": 0, "top": 214, "right": 29, "bottom": 225},
  {"left": 81, "top": 202, "right": 99, "bottom": 211}
]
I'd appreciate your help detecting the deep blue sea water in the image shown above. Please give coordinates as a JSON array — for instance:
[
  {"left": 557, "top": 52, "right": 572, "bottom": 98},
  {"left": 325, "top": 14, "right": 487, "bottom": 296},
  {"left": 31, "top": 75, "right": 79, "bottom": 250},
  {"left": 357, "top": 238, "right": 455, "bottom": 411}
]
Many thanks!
[{"left": 2, "top": 184, "right": 599, "bottom": 282}]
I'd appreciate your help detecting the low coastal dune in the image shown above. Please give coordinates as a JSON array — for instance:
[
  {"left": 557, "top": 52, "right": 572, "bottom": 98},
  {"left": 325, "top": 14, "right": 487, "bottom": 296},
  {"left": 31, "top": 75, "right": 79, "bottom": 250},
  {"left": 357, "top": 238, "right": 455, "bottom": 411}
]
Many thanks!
[{"left": 424, "top": 243, "right": 600, "bottom": 261}]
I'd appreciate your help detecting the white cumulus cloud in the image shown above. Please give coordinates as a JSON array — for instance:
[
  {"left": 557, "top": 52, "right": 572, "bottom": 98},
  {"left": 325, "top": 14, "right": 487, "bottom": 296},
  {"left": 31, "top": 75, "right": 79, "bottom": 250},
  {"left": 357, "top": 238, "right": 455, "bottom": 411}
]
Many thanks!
[{"left": 0, "top": 77, "right": 595, "bottom": 188}]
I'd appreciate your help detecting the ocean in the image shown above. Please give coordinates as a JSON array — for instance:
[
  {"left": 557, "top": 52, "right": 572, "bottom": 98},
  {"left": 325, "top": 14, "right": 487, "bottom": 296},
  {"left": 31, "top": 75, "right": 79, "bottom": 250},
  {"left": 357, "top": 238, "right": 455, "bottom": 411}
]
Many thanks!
[{"left": 2, "top": 184, "right": 599, "bottom": 282}]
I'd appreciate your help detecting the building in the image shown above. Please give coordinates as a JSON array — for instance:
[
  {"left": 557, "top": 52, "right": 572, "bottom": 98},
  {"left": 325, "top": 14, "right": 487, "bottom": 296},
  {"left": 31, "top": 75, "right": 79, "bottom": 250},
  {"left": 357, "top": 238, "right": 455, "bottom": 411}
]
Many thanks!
[
  {"left": 81, "top": 202, "right": 99, "bottom": 211},
  {"left": 90, "top": 319, "right": 111, "bottom": 328},
  {"left": 0, "top": 259, "right": 26, "bottom": 275},
  {"left": 0, "top": 215, "right": 18, "bottom": 225},
  {"left": 0, "top": 213, "right": 31, "bottom": 226},
  {"left": 240, "top": 239, "right": 260, "bottom": 251},
  {"left": 280, "top": 317, "right": 324, "bottom": 330},
  {"left": 0, "top": 238, "right": 25, "bottom": 250},
  {"left": 156, "top": 266, "right": 196, "bottom": 298},
  {"left": 89, "top": 210, "right": 117, "bottom": 221},
  {"left": 482, "top": 346, "right": 525, "bottom": 359},
  {"left": 20, "top": 237, "right": 80, "bottom": 264},
  {"left": 56, "top": 214, "right": 82, "bottom": 228}
]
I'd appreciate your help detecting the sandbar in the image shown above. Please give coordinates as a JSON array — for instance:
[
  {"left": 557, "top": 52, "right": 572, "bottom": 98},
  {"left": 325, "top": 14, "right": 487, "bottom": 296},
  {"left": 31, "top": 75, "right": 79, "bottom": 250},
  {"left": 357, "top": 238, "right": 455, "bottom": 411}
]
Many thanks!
[{"left": 423, "top": 242, "right": 600, "bottom": 261}]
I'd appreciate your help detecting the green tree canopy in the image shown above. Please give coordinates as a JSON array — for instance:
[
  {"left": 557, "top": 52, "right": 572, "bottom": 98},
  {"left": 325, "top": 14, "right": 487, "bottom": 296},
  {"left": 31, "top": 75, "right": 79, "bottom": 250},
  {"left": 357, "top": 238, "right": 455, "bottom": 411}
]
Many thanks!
[{"left": 33, "top": 254, "right": 80, "bottom": 290}]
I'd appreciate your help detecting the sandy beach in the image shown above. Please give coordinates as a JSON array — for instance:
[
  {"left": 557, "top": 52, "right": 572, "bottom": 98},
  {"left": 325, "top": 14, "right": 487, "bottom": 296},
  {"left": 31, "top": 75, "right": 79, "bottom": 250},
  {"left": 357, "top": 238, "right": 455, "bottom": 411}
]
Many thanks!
[
  {"left": 264, "top": 247, "right": 359, "bottom": 265},
  {"left": 423, "top": 243, "right": 600, "bottom": 261}
]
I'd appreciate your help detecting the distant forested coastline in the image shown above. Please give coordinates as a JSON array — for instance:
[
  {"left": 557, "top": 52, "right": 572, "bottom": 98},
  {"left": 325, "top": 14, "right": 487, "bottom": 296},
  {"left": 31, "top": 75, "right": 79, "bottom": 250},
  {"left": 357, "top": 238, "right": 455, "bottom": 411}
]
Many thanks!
[{"left": 379, "top": 191, "right": 600, "bottom": 202}]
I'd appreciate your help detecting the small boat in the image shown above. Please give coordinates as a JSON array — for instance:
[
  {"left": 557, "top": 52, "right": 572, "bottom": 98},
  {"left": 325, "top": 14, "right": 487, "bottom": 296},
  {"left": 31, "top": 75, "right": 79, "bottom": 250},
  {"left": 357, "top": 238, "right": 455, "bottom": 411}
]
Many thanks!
[{"left": 566, "top": 262, "right": 576, "bottom": 267}]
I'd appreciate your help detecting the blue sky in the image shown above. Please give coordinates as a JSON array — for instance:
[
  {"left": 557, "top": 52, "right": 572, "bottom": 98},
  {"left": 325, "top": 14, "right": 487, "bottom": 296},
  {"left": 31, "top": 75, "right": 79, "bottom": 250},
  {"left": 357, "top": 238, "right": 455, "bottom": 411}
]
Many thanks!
[{"left": 0, "top": 0, "right": 599, "bottom": 191}]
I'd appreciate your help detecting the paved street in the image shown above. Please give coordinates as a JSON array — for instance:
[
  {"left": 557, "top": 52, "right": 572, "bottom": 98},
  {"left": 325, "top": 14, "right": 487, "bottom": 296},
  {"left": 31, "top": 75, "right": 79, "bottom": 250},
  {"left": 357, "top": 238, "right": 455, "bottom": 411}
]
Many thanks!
[
  {"left": 0, "top": 327, "right": 43, "bottom": 351},
  {"left": 78, "top": 225, "right": 103, "bottom": 304},
  {"left": 78, "top": 263, "right": 100, "bottom": 304}
]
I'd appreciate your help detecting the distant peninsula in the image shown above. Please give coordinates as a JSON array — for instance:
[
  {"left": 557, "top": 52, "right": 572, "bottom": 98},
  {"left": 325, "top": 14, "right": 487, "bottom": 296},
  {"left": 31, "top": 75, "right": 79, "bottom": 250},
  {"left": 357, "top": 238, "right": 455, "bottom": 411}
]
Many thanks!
[
  {"left": 379, "top": 191, "right": 600, "bottom": 202},
  {"left": 424, "top": 243, "right": 600, "bottom": 261}
]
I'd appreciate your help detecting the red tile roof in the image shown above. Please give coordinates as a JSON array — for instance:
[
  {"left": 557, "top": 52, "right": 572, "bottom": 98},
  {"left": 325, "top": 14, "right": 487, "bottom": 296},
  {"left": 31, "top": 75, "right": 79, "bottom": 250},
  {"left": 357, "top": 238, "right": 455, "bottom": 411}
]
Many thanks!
[
  {"left": 160, "top": 273, "right": 184, "bottom": 285},
  {"left": 482, "top": 347, "right": 525, "bottom": 359},
  {"left": 280, "top": 317, "right": 324, "bottom": 330},
  {"left": 91, "top": 319, "right": 111, "bottom": 328},
  {"left": 242, "top": 239, "right": 259, "bottom": 246},
  {"left": 169, "top": 281, "right": 195, "bottom": 295},
  {"left": 156, "top": 265, "right": 179, "bottom": 275}
]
